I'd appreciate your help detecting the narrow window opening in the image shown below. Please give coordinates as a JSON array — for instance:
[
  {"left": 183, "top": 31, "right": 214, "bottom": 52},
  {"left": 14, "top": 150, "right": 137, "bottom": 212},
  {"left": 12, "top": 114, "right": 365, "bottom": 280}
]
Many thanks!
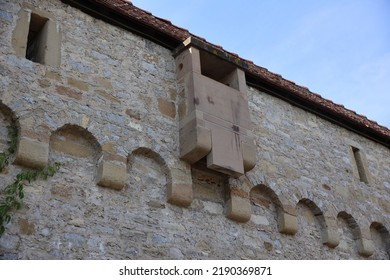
[
  {"left": 26, "top": 13, "right": 48, "bottom": 63},
  {"left": 352, "top": 146, "right": 369, "bottom": 183}
]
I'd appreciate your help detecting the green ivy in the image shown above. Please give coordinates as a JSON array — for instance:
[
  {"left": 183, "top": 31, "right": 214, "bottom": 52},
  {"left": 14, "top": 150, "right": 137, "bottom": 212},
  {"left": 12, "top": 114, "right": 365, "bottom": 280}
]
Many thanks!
[
  {"left": 0, "top": 123, "right": 61, "bottom": 237},
  {"left": 0, "top": 124, "right": 18, "bottom": 172},
  {"left": 0, "top": 163, "right": 61, "bottom": 237}
]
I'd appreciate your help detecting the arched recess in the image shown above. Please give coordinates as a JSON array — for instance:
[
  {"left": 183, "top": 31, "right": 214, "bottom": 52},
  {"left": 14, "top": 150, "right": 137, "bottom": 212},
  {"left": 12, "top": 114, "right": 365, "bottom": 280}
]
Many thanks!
[
  {"left": 49, "top": 124, "right": 102, "bottom": 180},
  {"left": 0, "top": 102, "right": 18, "bottom": 158},
  {"left": 370, "top": 222, "right": 390, "bottom": 259},
  {"left": 127, "top": 147, "right": 172, "bottom": 208},
  {"left": 34, "top": 124, "right": 103, "bottom": 258},
  {"left": 249, "top": 184, "right": 283, "bottom": 233},
  {"left": 337, "top": 211, "right": 373, "bottom": 258},
  {"left": 296, "top": 198, "right": 329, "bottom": 246}
]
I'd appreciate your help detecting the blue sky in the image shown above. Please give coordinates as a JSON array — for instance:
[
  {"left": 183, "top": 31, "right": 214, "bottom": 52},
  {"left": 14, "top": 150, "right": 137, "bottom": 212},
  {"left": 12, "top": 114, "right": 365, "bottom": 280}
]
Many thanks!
[{"left": 132, "top": 0, "right": 390, "bottom": 128}]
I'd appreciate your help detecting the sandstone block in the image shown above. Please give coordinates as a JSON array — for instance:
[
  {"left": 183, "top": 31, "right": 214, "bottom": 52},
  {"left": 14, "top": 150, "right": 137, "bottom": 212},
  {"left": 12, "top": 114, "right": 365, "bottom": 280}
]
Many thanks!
[
  {"left": 358, "top": 238, "right": 375, "bottom": 257},
  {"left": 97, "top": 77, "right": 113, "bottom": 89},
  {"left": 68, "top": 77, "right": 89, "bottom": 91},
  {"left": 242, "top": 141, "right": 257, "bottom": 172},
  {"left": 55, "top": 85, "right": 82, "bottom": 100},
  {"left": 322, "top": 216, "right": 340, "bottom": 248},
  {"left": 167, "top": 183, "right": 193, "bottom": 207},
  {"left": 225, "top": 195, "right": 251, "bottom": 223},
  {"left": 51, "top": 137, "right": 93, "bottom": 158},
  {"left": 158, "top": 98, "right": 176, "bottom": 118},
  {"left": 45, "top": 70, "right": 61, "bottom": 81},
  {"left": 282, "top": 204, "right": 297, "bottom": 216},
  {"left": 18, "top": 218, "right": 36, "bottom": 235},
  {"left": 97, "top": 160, "right": 127, "bottom": 190},
  {"left": 322, "top": 229, "right": 340, "bottom": 248},
  {"left": 278, "top": 213, "right": 298, "bottom": 235},
  {"left": 180, "top": 123, "right": 211, "bottom": 164},
  {"left": 15, "top": 137, "right": 49, "bottom": 169}
]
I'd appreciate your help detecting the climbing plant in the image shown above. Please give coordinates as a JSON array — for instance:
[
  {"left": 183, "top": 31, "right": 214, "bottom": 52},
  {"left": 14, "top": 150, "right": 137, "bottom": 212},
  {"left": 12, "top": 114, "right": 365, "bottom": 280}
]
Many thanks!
[
  {"left": 0, "top": 163, "right": 61, "bottom": 236},
  {"left": 0, "top": 123, "right": 61, "bottom": 237},
  {"left": 0, "top": 124, "right": 18, "bottom": 172}
]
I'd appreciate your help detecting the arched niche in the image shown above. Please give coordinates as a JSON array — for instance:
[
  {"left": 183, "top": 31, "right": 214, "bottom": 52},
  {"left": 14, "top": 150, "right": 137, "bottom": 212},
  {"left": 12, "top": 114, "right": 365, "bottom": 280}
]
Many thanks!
[
  {"left": 50, "top": 124, "right": 102, "bottom": 160},
  {"left": 49, "top": 124, "right": 102, "bottom": 184},
  {"left": 249, "top": 184, "right": 283, "bottom": 232},
  {"left": 295, "top": 198, "right": 328, "bottom": 253},
  {"left": 337, "top": 211, "right": 370, "bottom": 258},
  {"left": 127, "top": 147, "right": 172, "bottom": 208},
  {"left": 370, "top": 222, "right": 390, "bottom": 259}
]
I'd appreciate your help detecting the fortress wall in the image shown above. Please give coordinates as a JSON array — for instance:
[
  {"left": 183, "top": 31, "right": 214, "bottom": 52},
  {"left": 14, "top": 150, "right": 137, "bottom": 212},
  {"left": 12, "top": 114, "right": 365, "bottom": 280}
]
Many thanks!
[{"left": 0, "top": 0, "right": 388, "bottom": 259}]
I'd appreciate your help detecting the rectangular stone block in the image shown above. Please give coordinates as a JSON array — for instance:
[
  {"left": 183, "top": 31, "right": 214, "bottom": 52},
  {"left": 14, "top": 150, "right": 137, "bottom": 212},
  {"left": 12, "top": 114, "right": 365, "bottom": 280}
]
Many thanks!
[
  {"left": 358, "top": 238, "right": 375, "bottom": 257},
  {"left": 55, "top": 85, "right": 82, "bottom": 100},
  {"left": 206, "top": 125, "right": 244, "bottom": 177},
  {"left": 225, "top": 195, "right": 251, "bottom": 223},
  {"left": 241, "top": 141, "right": 256, "bottom": 172},
  {"left": 179, "top": 120, "right": 211, "bottom": 164},
  {"left": 322, "top": 228, "right": 340, "bottom": 248},
  {"left": 15, "top": 137, "right": 49, "bottom": 169},
  {"left": 97, "top": 160, "right": 127, "bottom": 190},
  {"left": 68, "top": 77, "right": 89, "bottom": 91},
  {"left": 51, "top": 137, "right": 93, "bottom": 158},
  {"left": 167, "top": 183, "right": 193, "bottom": 207},
  {"left": 278, "top": 213, "right": 298, "bottom": 235},
  {"left": 12, "top": 9, "right": 29, "bottom": 57},
  {"left": 158, "top": 97, "right": 176, "bottom": 118}
]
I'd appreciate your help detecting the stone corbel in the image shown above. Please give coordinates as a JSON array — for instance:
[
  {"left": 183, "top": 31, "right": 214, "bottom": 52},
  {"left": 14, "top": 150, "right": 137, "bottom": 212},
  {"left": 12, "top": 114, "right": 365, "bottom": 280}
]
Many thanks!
[
  {"left": 278, "top": 204, "right": 298, "bottom": 235},
  {"left": 225, "top": 194, "right": 251, "bottom": 223},
  {"left": 97, "top": 157, "right": 127, "bottom": 190},
  {"left": 15, "top": 137, "right": 49, "bottom": 169},
  {"left": 322, "top": 215, "right": 340, "bottom": 248}
]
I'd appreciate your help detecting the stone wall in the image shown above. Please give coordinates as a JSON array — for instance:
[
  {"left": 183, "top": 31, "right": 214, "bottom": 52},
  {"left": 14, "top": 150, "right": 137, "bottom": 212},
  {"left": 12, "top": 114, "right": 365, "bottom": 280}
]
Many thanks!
[{"left": 0, "top": 0, "right": 389, "bottom": 259}]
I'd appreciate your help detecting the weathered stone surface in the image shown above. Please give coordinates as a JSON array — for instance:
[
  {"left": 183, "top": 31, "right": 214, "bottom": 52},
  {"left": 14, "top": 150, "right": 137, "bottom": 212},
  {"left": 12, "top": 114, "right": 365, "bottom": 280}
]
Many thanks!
[
  {"left": 278, "top": 213, "right": 298, "bottom": 235},
  {"left": 0, "top": 0, "right": 389, "bottom": 260},
  {"left": 18, "top": 218, "right": 36, "bottom": 235},
  {"left": 55, "top": 85, "right": 82, "bottom": 100},
  {"left": 97, "top": 160, "right": 127, "bottom": 190},
  {"left": 167, "top": 183, "right": 193, "bottom": 207},
  {"left": 225, "top": 195, "right": 251, "bottom": 223},
  {"left": 158, "top": 97, "right": 176, "bottom": 118},
  {"left": 358, "top": 238, "right": 375, "bottom": 257},
  {"left": 15, "top": 137, "right": 49, "bottom": 169},
  {"left": 68, "top": 77, "right": 89, "bottom": 91}
]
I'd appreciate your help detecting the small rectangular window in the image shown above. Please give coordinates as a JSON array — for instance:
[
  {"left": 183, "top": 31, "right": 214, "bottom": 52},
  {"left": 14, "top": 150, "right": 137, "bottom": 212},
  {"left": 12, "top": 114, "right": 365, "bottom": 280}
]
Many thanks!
[
  {"left": 351, "top": 146, "right": 369, "bottom": 183},
  {"left": 26, "top": 13, "right": 48, "bottom": 63},
  {"left": 13, "top": 7, "right": 61, "bottom": 68}
]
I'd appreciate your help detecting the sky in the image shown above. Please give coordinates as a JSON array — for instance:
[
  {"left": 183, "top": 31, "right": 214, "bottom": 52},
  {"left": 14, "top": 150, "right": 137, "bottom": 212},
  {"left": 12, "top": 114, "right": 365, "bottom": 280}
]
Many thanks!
[{"left": 131, "top": 0, "right": 390, "bottom": 129}]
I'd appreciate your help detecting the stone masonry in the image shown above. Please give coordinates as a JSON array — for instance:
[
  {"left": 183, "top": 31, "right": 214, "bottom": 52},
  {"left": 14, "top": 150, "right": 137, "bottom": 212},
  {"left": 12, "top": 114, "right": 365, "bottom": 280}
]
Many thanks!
[{"left": 0, "top": 0, "right": 389, "bottom": 259}]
